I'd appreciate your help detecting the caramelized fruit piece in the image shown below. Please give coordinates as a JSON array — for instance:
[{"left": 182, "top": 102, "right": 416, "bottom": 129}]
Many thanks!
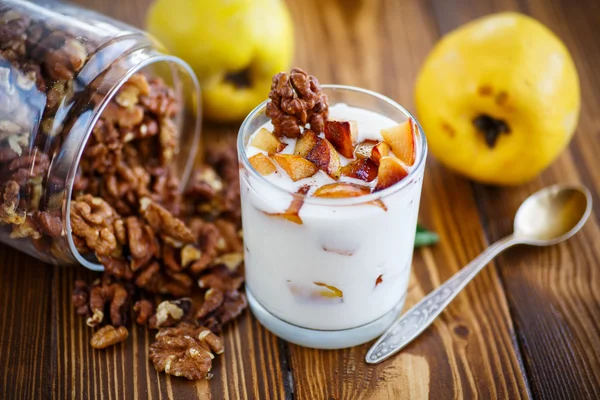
[
  {"left": 374, "top": 156, "right": 409, "bottom": 192},
  {"left": 294, "top": 129, "right": 319, "bottom": 157},
  {"left": 354, "top": 139, "right": 378, "bottom": 159},
  {"left": 251, "top": 127, "right": 287, "bottom": 153},
  {"left": 313, "top": 182, "right": 387, "bottom": 210},
  {"left": 324, "top": 120, "right": 358, "bottom": 158},
  {"left": 305, "top": 137, "right": 341, "bottom": 179},
  {"left": 313, "top": 282, "right": 343, "bottom": 298},
  {"left": 340, "top": 158, "right": 378, "bottom": 182},
  {"left": 313, "top": 183, "right": 387, "bottom": 211},
  {"left": 313, "top": 182, "right": 371, "bottom": 198},
  {"left": 272, "top": 154, "right": 318, "bottom": 181},
  {"left": 371, "top": 199, "right": 388, "bottom": 211},
  {"left": 248, "top": 153, "right": 276, "bottom": 176},
  {"left": 266, "top": 185, "right": 310, "bottom": 224},
  {"left": 287, "top": 281, "right": 343, "bottom": 303},
  {"left": 322, "top": 246, "right": 354, "bottom": 256},
  {"left": 354, "top": 140, "right": 390, "bottom": 165},
  {"left": 375, "top": 274, "right": 383, "bottom": 287},
  {"left": 371, "top": 142, "right": 390, "bottom": 165},
  {"left": 380, "top": 119, "right": 416, "bottom": 166}
]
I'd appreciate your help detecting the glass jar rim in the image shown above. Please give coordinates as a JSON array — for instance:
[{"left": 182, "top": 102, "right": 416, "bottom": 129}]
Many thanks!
[
  {"left": 64, "top": 53, "right": 202, "bottom": 271},
  {"left": 237, "top": 84, "right": 428, "bottom": 207}
]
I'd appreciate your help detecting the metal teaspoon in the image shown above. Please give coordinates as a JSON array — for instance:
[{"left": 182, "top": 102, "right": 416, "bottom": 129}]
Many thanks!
[{"left": 366, "top": 184, "right": 593, "bottom": 364}]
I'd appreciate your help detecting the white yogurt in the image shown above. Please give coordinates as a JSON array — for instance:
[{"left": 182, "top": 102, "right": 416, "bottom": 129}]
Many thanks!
[{"left": 240, "top": 104, "right": 424, "bottom": 332}]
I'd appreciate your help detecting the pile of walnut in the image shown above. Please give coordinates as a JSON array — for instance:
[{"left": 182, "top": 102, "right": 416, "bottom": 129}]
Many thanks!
[{"left": 70, "top": 72, "right": 245, "bottom": 381}]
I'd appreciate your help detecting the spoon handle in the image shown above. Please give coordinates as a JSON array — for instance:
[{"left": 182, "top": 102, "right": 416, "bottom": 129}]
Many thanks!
[{"left": 366, "top": 234, "right": 517, "bottom": 364}]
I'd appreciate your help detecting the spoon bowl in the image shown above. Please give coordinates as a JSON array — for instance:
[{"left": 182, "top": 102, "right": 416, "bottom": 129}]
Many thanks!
[{"left": 514, "top": 184, "right": 592, "bottom": 245}]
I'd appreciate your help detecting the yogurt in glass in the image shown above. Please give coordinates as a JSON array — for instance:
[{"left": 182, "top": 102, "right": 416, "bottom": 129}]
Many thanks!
[{"left": 237, "top": 85, "right": 427, "bottom": 349}]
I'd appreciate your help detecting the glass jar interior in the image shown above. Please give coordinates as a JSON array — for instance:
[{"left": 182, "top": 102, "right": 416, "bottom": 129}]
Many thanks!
[
  {"left": 0, "top": 1, "right": 201, "bottom": 269},
  {"left": 64, "top": 57, "right": 201, "bottom": 270}
]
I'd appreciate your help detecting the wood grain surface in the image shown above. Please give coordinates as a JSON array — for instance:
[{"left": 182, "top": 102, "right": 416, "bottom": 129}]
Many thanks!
[{"left": 1, "top": 0, "right": 599, "bottom": 399}]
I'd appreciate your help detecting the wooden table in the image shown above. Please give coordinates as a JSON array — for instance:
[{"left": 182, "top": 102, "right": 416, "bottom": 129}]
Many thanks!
[{"left": 2, "top": 0, "right": 599, "bottom": 398}]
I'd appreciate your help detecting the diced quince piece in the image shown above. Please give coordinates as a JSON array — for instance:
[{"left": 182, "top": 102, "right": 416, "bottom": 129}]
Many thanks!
[
  {"left": 272, "top": 154, "right": 318, "bottom": 181},
  {"left": 287, "top": 280, "right": 343, "bottom": 303},
  {"left": 313, "top": 182, "right": 371, "bottom": 198},
  {"left": 314, "top": 183, "right": 387, "bottom": 211},
  {"left": 251, "top": 127, "right": 287, "bottom": 153},
  {"left": 322, "top": 246, "right": 355, "bottom": 256},
  {"left": 248, "top": 153, "right": 276, "bottom": 176},
  {"left": 374, "top": 156, "right": 409, "bottom": 192},
  {"left": 354, "top": 139, "right": 378, "bottom": 159},
  {"left": 306, "top": 137, "right": 341, "bottom": 179},
  {"left": 354, "top": 140, "right": 390, "bottom": 165},
  {"left": 313, "top": 282, "right": 343, "bottom": 298},
  {"left": 380, "top": 119, "right": 416, "bottom": 166},
  {"left": 266, "top": 185, "right": 310, "bottom": 224},
  {"left": 340, "top": 158, "right": 378, "bottom": 182},
  {"left": 371, "top": 199, "right": 388, "bottom": 211},
  {"left": 371, "top": 142, "right": 390, "bottom": 165},
  {"left": 294, "top": 129, "right": 319, "bottom": 157},
  {"left": 324, "top": 120, "right": 358, "bottom": 158}
]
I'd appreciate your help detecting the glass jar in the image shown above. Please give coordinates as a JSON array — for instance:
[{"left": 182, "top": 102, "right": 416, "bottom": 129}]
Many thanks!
[
  {"left": 0, "top": 0, "right": 201, "bottom": 270},
  {"left": 237, "top": 85, "right": 427, "bottom": 349}
]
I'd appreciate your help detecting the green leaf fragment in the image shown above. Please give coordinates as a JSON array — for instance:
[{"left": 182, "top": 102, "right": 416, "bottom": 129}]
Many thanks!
[{"left": 415, "top": 224, "right": 439, "bottom": 247}]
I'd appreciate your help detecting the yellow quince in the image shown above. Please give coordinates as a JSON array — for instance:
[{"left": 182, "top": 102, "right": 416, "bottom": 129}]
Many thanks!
[
  {"left": 415, "top": 12, "right": 580, "bottom": 185},
  {"left": 146, "top": 0, "right": 293, "bottom": 122}
]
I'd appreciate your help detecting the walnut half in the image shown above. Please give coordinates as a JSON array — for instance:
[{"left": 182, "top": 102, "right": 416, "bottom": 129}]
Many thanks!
[
  {"left": 149, "top": 322, "right": 224, "bottom": 380},
  {"left": 91, "top": 325, "right": 128, "bottom": 349}
]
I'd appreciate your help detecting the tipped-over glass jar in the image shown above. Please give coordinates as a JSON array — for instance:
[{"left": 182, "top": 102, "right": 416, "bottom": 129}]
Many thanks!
[
  {"left": 0, "top": 0, "right": 201, "bottom": 270},
  {"left": 238, "top": 85, "right": 427, "bottom": 349}
]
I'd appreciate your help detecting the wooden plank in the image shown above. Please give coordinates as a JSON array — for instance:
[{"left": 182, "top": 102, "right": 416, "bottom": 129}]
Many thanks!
[
  {"left": 56, "top": 1, "right": 288, "bottom": 399},
  {"left": 284, "top": 0, "right": 529, "bottom": 398},
  {"left": 70, "top": 0, "right": 148, "bottom": 27},
  {"left": 530, "top": 0, "right": 600, "bottom": 223},
  {"left": 474, "top": 171, "right": 600, "bottom": 400},
  {"left": 51, "top": 266, "right": 175, "bottom": 400},
  {"left": 466, "top": 0, "right": 600, "bottom": 397},
  {"left": 49, "top": 264, "right": 289, "bottom": 399},
  {"left": 0, "top": 246, "right": 53, "bottom": 400},
  {"left": 2, "top": 0, "right": 599, "bottom": 398},
  {"left": 428, "top": 0, "right": 600, "bottom": 397}
]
